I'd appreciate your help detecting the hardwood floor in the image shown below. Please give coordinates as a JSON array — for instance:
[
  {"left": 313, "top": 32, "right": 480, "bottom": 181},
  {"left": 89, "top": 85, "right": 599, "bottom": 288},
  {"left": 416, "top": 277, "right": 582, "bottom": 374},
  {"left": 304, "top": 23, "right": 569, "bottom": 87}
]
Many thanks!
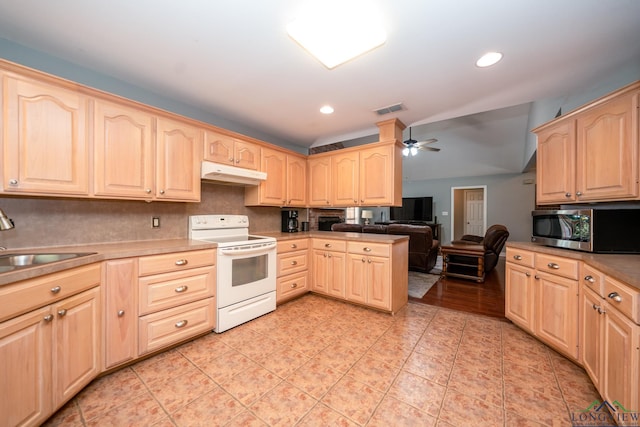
[{"left": 409, "top": 257, "right": 506, "bottom": 319}]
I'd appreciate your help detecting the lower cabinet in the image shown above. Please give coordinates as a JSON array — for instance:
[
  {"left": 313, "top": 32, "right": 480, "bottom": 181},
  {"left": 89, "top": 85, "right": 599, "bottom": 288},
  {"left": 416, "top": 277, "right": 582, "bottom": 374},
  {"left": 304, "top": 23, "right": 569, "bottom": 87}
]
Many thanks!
[
  {"left": 276, "top": 238, "right": 309, "bottom": 304},
  {"left": 505, "top": 256, "right": 535, "bottom": 333},
  {"left": 0, "top": 286, "right": 101, "bottom": 427},
  {"left": 311, "top": 238, "right": 346, "bottom": 298},
  {"left": 346, "top": 242, "right": 391, "bottom": 311}
]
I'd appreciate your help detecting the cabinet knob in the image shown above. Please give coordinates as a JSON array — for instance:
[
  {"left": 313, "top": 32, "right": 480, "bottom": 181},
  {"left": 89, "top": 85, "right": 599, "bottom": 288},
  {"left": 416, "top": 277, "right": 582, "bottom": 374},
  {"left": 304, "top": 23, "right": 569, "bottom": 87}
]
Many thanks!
[
  {"left": 117, "top": 310, "right": 125, "bottom": 317},
  {"left": 361, "top": 258, "right": 365, "bottom": 262},
  {"left": 367, "top": 259, "right": 372, "bottom": 263},
  {"left": 363, "top": 247, "right": 372, "bottom": 252},
  {"left": 608, "top": 292, "right": 622, "bottom": 303},
  {"left": 584, "top": 275, "right": 595, "bottom": 283},
  {"left": 175, "top": 259, "right": 188, "bottom": 266},
  {"left": 513, "top": 255, "right": 522, "bottom": 260},
  {"left": 57, "top": 309, "right": 67, "bottom": 317},
  {"left": 290, "top": 260, "right": 298, "bottom": 265},
  {"left": 175, "top": 285, "right": 188, "bottom": 293},
  {"left": 43, "top": 314, "right": 54, "bottom": 322},
  {"left": 547, "top": 263, "right": 560, "bottom": 269},
  {"left": 145, "top": 188, "right": 152, "bottom": 194},
  {"left": 229, "top": 157, "right": 234, "bottom": 162},
  {"left": 323, "top": 253, "right": 328, "bottom": 258},
  {"left": 324, "top": 243, "right": 332, "bottom": 248},
  {"left": 535, "top": 275, "right": 540, "bottom": 280},
  {"left": 328, "top": 253, "right": 332, "bottom": 258},
  {"left": 50, "top": 286, "right": 62, "bottom": 294},
  {"left": 175, "top": 320, "right": 188, "bottom": 328},
  {"left": 576, "top": 191, "right": 582, "bottom": 197},
  {"left": 291, "top": 244, "right": 297, "bottom": 249},
  {"left": 565, "top": 192, "right": 572, "bottom": 198},
  {"left": 235, "top": 159, "right": 240, "bottom": 163},
  {"left": 9, "top": 179, "right": 18, "bottom": 185},
  {"left": 291, "top": 283, "right": 298, "bottom": 288},
  {"left": 159, "top": 190, "right": 165, "bottom": 195},
  {"left": 525, "top": 272, "right": 531, "bottom": 277},
  {"left": 353, "top": 199, "right": 357, "bottom": 203}
]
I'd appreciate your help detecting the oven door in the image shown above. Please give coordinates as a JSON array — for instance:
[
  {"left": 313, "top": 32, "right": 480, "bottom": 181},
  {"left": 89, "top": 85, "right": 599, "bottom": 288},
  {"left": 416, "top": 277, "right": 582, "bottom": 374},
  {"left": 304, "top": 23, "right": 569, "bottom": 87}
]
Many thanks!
[{"left": 216, "top": 242, "right": 276, "bottom": 308}]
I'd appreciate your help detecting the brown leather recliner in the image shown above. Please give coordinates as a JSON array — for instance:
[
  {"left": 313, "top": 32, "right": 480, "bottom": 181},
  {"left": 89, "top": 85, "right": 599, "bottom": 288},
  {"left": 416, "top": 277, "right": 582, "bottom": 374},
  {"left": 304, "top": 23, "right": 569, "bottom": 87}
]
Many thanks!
[
  {"left": 447, "top": 224, "right": 510, "bottom": 274},
  {"left": 330, "top": 223, "right": 363, "bottom": 232},
  {"left": 386, "top": 224, "right": 440, "bottom": 273}
]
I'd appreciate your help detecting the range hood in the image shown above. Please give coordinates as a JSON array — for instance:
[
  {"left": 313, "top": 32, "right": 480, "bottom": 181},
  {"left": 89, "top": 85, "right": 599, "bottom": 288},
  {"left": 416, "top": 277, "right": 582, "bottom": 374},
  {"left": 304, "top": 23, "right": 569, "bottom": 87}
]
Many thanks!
[{"left": 201, "top": 161, "right": 267, "bottom": 186}]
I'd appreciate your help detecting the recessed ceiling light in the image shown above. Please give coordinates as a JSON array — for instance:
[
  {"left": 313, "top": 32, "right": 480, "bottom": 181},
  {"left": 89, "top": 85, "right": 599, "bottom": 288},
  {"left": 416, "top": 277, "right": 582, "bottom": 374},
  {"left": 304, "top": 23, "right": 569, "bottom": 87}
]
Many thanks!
[
  {"left": 320, "top": 105, "right": 334, "bottom": 114},
  {"left": 287, "top": 0, "right": 387, "bottom": 69},
  {"left": 476, "top": 52, "right": 503, "bottom": 68}
]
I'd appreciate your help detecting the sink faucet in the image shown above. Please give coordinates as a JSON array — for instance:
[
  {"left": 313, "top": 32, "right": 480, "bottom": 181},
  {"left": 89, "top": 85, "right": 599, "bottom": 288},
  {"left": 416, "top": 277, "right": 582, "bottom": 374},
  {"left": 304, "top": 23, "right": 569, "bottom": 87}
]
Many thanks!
[{"left": 0, "top": 208, "right": 14, "bottom": 231}]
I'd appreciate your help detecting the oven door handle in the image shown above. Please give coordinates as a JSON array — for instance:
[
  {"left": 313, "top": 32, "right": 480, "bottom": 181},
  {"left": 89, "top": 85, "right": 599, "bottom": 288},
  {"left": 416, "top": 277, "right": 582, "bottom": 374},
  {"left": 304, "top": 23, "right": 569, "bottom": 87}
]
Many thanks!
[{"left": 220, "top": 242, "right": 277, "bottom": 255}]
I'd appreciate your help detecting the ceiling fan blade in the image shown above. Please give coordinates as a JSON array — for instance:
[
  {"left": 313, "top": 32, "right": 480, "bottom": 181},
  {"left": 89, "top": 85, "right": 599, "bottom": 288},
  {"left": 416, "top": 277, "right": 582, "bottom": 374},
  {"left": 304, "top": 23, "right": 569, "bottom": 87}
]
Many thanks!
[
  {"left": 419, "top": 146, "right": 441, "bottom": 152},
  {"left": 415, "top": 138, "right": 438, "bottom": 146}
]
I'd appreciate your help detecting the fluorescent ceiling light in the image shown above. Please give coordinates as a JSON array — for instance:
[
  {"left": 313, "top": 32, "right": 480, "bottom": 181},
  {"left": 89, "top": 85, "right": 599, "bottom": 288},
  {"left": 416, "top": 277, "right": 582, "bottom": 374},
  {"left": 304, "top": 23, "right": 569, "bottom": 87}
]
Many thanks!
[
  {"left": 476, "top": 52, "right": 503, "bottom": 68},
  {"left": 320, "top": 105, "right": 334, "bottom": 114},
  {"left": 287, "top": 0, "right": 387, "bottom": 69}
]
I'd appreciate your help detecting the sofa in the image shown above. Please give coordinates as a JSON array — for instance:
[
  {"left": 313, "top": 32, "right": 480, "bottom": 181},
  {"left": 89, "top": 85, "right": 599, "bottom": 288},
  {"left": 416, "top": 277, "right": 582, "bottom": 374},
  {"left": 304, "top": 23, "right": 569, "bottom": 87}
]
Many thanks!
[{"left": 331, "top": 223, "right": 440, "bottom": 273}]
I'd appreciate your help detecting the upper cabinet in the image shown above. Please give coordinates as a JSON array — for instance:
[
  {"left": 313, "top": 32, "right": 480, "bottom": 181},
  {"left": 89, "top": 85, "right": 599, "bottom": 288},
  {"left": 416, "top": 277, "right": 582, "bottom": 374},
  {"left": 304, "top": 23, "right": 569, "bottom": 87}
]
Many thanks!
[
  {"left": 204, "top": 130, "right": 260, "bottom": 170},
  {"left": 245, "top": 147, "right": 307, "bottom": 206},
  {"left": 307, "top": 156, "right": 332, "bottom": 207},
  {"left": 534, "top": 81, "right": 639, "bottom": 205},
  {"left": 2, "top": 72, "right": 90, "bottom": 196}
]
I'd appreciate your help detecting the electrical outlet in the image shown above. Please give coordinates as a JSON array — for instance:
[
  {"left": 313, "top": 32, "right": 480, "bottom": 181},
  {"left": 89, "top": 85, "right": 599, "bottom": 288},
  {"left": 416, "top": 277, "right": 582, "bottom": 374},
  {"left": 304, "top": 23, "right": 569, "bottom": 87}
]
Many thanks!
[
  {"left": 441, "top": 211, "right": 449, "bottom": 216},
  {"left": 152, "top": 217, "right": 160, "bottom": 228}
]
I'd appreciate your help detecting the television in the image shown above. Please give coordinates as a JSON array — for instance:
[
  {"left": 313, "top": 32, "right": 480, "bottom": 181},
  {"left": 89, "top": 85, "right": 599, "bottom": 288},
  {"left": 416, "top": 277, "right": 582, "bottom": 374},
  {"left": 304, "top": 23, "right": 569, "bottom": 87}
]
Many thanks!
[{"left": 390, "top": 197, "right": 433, "bottom": 222}]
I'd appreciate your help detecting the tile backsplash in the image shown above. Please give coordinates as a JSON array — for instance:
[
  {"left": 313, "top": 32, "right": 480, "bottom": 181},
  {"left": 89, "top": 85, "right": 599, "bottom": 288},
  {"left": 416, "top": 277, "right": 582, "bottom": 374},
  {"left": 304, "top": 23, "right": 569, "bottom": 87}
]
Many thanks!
[{"left": 0, "top": 183, "right": 280, "bottom": 249}]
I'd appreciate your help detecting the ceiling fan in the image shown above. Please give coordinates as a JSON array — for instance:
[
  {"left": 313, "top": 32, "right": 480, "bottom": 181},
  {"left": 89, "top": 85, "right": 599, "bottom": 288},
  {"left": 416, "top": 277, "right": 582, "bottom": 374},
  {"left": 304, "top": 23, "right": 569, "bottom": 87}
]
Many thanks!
[{"left": 402, "top": 127, "right": 440, "bottom": 156}]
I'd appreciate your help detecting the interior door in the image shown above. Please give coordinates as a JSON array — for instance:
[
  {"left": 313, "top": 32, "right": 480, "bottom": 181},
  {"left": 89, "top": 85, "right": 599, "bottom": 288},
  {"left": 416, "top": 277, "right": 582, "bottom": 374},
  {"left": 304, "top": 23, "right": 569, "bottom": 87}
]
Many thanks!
[{"left": 464, "top": 189, "right": 484, "bottom": 235}]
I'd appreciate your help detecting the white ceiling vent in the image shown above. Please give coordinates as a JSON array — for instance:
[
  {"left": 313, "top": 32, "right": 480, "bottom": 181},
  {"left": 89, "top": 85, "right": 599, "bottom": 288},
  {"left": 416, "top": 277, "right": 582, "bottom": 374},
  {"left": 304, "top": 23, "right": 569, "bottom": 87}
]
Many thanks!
[{"left": 374, "top": 102, "right": 405, "bottom": 115}]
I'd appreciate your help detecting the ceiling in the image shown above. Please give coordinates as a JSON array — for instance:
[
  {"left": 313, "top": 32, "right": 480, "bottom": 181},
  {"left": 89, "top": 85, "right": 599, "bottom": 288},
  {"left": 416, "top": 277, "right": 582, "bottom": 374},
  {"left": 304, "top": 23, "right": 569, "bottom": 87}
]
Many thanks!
[{"left": 0, "top": 0, "right": 639, "bottom": 179}]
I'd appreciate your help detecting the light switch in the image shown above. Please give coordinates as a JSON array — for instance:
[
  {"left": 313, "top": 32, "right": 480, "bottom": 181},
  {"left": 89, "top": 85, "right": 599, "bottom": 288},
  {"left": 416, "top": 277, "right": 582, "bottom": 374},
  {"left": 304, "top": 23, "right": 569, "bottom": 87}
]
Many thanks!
[
  {"left": 442, "top": 211, "right": 449, "bottom": 216},
  {"left": 152, "top": 217, "right": 160, "bottom": 228}
]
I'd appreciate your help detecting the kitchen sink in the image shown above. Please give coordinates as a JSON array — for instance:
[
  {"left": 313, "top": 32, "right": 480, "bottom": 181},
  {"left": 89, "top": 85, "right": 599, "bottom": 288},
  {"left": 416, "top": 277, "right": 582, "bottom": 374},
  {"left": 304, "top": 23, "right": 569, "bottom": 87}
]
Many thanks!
[{"left": 0, "top": 252, "right": 96, "bottom": 269}]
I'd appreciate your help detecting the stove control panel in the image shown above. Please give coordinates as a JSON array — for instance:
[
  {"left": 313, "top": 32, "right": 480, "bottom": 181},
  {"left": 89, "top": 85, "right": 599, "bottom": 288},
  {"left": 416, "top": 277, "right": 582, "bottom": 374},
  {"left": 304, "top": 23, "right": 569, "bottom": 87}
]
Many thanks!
[{"left": 189, "top": 215, "right": 248, "bottom": 230}]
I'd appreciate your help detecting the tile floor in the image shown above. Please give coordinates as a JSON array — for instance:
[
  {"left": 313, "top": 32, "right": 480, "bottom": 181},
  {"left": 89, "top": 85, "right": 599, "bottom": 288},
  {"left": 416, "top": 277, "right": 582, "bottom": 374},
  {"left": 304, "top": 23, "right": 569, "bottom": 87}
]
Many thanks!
[{"left": 44, "top": 294, "right": 600, "bottom": 427}]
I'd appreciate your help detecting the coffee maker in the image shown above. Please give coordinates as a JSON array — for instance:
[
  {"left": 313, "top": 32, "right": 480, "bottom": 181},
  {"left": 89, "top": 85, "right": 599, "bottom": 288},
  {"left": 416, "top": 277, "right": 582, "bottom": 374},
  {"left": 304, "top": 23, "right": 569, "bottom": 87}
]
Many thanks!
[{"left": 281, "top": 210, "right": 299, "bottom": 232}]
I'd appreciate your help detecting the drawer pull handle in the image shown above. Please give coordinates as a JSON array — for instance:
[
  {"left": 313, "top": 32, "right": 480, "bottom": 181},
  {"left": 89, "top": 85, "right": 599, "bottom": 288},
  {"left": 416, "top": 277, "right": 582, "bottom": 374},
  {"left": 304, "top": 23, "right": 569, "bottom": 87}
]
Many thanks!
[
  {"left": 50, "top": 286, "right": 61, "bottom": 294},
  {"left": 291, "top": 244, "right": 297, "bottom": 249},
  {"left": 175, "top": 320, "right": 188, "bottom": 328},
  {"left": 175, "top": 259, "right": 188, "bottom": 266},
  {"left": 361, "top": 258, "right": 366, "bottom": 262},
  {"left": 43, "top": 314, "right": 54, "bottom": 322},
  {"left": 547, "top": 263, "right": 560, "bottom": 269},
  {"left": 117, "top": 310, "right": 125, "bottom": 317},
  {"left": 175, "top": 285, "right": 189, "bottom": 293},
  {"left": 525, "top": 272, "right": 531, "bottom": 277},
  {"left": 290, "top": 260, "right": 298, "bottom": 266},
  {"left": 324, "top": 243, "right": 332, "bottom": 248},
  {"left": 291, "top": 283, "right": 298, "bottom": 288},
  {"left": 364, "top": 247, "right": 372, "bottom": 252},
  {"left": 57, "top": 309, "right": 67, "bottom": 317},
  {"left": 592, "top": 303, "right": 599, "bottom": 311},
  {"left": 608, "top": 292, "right": 622, "bottom": 303},
  {"left": 584, "top": 275, "right": 595, "bottom": 283},
  {"left": 513, "top": 255, "right": 522, "bottom": 260},
  {"left": 9, "top": 179, "right": 18, "bottom": 185}
]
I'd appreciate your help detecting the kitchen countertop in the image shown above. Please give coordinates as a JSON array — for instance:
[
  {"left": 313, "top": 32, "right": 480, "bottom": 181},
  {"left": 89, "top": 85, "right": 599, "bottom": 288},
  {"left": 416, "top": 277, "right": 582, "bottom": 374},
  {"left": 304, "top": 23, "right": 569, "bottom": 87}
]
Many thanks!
[
  {"left": 507, "top": 241, "right": 640, "bottom": 291},
  {"left": 258, "top": 230, "right": 410, "bottom": 244},
  {"left": 0, "top": 239, "right": 216, "bottom": 286}
]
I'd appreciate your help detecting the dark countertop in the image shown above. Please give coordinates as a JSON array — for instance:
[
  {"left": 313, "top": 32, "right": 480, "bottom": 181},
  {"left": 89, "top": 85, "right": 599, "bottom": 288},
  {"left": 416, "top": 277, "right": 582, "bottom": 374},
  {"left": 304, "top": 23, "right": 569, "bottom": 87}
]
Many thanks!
[
  {"left": 0, "top": 239, "right": 216, "bottom": 286},
  {"left": 507, "top": 241, "right": 640, "bottom": 291},
  {"left": 258, "top": 230, "right": 410, "bottom": 244}
]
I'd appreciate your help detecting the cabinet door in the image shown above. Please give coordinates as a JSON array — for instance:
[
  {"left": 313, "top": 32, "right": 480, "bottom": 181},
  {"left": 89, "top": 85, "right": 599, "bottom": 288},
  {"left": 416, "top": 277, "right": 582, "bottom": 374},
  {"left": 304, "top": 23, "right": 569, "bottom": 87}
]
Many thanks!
[
  {"left": 505, "top": 263, "right": 535, "bottom": 333},
  {"left": 359, "top": 145, "right": 396, "bottom": 206},
  {"left": 366, "top": 256, "right": 391, "bottom": 310},
  {"left": 535, "top": 272, "right": 579, "bottom": 359},
  {"left": 94, "top": 100, "right": 154, "bottom": 199},
  {"left": 286, "top": 154, "right": 307, "bottom": 206},
  {"left": 308, "top": 156, "right": 332, "bottom": 206},
  {"left": 156, "top": 117, "right": 201, "bottom": 201},
  {"left": 3, "top": 74, "right": 89, "bottom": 195},
  {"left": 311, "top": 250, "right": 329, "bottom": 294},
  {"left": 0, "top": 306, "right": 53, "bottom": 427},
  {"left": 581, "top": 287, "right": 604, "bottom": 389},
  {"left": 259, "top": 148, "right": 287, "bottom": 205},
  {"left": 327, "top": 251, "right": 345, "bottom": 298},
  {"left": 601, "top": 306, "right": 638, "bottom": 410},
  {"left": 332, "top": 151, "right": 359, "bottom": 206},
  {"left": 204, "top": 130, "right": 235, "bottom": 166},
  {"left": 53, "top": 287, "right": 101, "bottom": 407},
  {"left": 535, "top": 119, "right": 576, "bottom": 204},
  {"left": 103, "top": 259, "right": 138, "bottom": 370},
  {"left": 575, "top": 90, "right": 639, "bottom": 201},
  {"left": 346, "top": 254, "right": 367, "bottom": 304},
  {"left": 234, "top": 140, "right": 260, "bottom": 170}
]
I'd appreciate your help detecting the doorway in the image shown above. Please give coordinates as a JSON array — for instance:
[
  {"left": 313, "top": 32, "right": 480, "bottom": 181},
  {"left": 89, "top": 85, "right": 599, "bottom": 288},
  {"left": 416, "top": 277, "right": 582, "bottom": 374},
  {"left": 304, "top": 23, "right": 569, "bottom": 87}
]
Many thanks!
[{"left": 450, "top": 185, "right": 487, "bottom": 241}]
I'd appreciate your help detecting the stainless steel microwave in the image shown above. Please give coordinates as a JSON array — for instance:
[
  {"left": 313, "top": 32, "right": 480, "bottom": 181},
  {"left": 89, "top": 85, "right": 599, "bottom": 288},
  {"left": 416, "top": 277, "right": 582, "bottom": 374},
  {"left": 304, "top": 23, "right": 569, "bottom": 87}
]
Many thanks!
[{"left": 531, "top": 209, "right": 640, "bottom": 253}]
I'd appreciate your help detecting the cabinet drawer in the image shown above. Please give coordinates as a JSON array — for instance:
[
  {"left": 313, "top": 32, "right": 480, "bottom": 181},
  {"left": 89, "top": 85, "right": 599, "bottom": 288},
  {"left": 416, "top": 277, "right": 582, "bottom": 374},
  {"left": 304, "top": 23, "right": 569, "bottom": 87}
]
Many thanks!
[
  {"left": 277, "top": 238, "right": 309, "bottom": 254},
  {"left": 581, "top": 263, "right": 605, "bottom": 297},
  {"left": 506, "top": 248, "right": 535, "bottom": 268},
  {"left": 347, "top": 241, "right": 389, "bottom": 257},
  {"left": 312, "top": 238, "right": 346, "bottom": 252},
  {"left": 0, "top": 263, "right": 100, "bottom": 323},
  {"left": 138, "top": 266, "right": 215, "bottom": 315},
  {"left": 277, "top": 271, "right": 308, "bottom": 301},
  {"left": 138, "top": 249, "right": 215, "bottom": 276},
  {"left": 604, "top": 276, "right": 639, "bottom": 324},
  {"left": 535, "top": 253, "right": 579, "bottom": 280},
  {"left": 277, "top": 251, "right": 308, "bottom": 277},
  {"left": 138, "top": 297, "right": 215, "bottom": 355}
]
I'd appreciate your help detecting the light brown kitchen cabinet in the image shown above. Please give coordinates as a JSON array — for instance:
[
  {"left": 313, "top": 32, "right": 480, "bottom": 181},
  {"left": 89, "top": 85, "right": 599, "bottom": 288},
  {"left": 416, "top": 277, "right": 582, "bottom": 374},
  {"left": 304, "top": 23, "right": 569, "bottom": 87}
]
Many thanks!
[
  {"left": 332, "top": 150, "right": 360, "bottom": 206},
  {"left": 204, "top": 130, "right": 260, "bottom": 170},
  {"left": 1, "top": 72, "right": 90, "bottom": 196},
  {"left": 581, "top": 286, "right": 604, "bottom": 389},
  {"left": 276, "top": 238, "right": 309, "bottom": 304},
  {"left": 504, "top": 248, "right": 536, "bottom": 333},
  {"left": 346, "top": 253, "right": 390, "bottom": 310},
  {"left": 534, "top": 81, "right": 640, "bottom": 204},
  {"left": 102, "top": 258, "right": 138, "bottom": 370},
  {"left": 307, "top": 156, "right": 332, "bottom": 206},
  {"left": 0, "top": 278, "right": 100, "bottom": 427},
  {"left": 311, "top": 238, "right": 346, "bottom": 298},
  {"left": 245, "top": 147, "right": 307, "bottom": 206},
  {"left": 155, "top": 116, "right": 202, "bottom": 202},
  {"left": 94, "top": 99, "right": 154, "bottom": 199}
]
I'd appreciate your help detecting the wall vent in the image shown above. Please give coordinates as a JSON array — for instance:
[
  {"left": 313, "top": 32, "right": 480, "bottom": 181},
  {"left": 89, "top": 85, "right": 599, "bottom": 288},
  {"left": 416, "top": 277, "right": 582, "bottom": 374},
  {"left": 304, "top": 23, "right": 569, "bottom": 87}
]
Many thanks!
[{"left": 374, "top": 102, "right": 405, "bottom": 115}]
